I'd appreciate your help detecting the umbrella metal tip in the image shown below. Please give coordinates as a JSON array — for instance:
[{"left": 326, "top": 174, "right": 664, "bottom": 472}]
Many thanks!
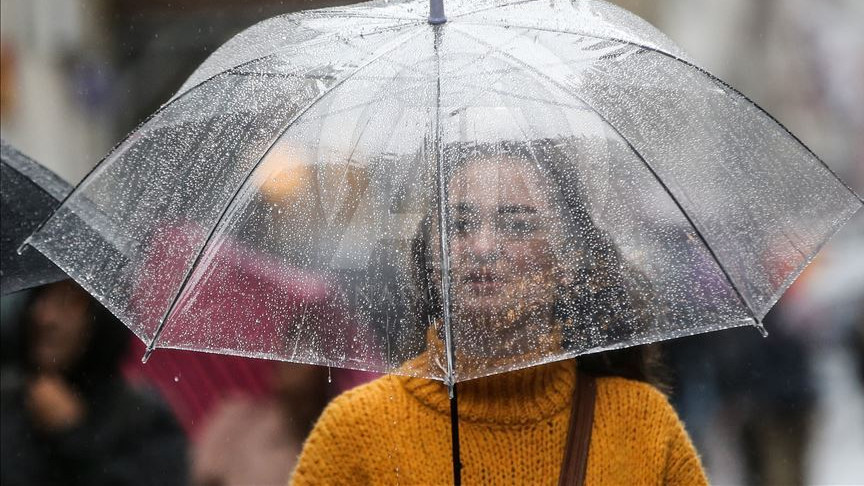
[
  {"left": 15, "top": 237, "right": 31, "bottom": 256},
  {"left": 754, "top": 320, "right": 769, "bottom": 338}
]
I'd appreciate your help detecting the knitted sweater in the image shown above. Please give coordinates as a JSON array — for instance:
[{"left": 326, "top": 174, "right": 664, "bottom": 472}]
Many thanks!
[{"left": 291, "top": 360, "right": 707, "bottom": 485}]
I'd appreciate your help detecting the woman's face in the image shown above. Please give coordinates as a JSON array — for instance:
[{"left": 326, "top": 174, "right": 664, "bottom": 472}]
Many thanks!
[
  {"left": 444, "top": 157, "right": 564, "bottom": 326},
  {"left": 28, "top": 281, "right": 92, "bottom": 373}
]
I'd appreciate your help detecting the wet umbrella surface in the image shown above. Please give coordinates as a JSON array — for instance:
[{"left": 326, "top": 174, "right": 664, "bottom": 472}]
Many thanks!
[
  {"left": 1, "top": 140, "right": 71, "bottom": 294},
  {"left": 25, "top": 0, "right": 862, "bottom": 389}
]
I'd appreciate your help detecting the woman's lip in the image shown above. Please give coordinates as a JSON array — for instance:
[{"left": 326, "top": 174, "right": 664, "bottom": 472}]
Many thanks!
[
  {"left": 464, "top": 276, "right": 504, "bottom": 292},
  {"left": 464, "top": 270, "right": 499, "bottom": 282}
]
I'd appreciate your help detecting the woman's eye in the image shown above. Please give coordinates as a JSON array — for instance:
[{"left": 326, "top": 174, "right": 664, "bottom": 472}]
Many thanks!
[
  {"left": 451, "top": 218, "right": 477, "bottom": 234},
  {"left": 498, "top": 218, "right": 539, "bottom": 235}
]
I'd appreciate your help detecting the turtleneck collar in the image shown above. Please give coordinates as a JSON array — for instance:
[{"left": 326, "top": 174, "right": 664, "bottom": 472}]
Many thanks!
[{"left": 398, "top": 359, "right": 577, "bottom": 426}]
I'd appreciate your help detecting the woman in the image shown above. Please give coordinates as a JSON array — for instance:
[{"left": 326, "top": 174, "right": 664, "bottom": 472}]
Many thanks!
[
  {"left": 0, "top": 280, "right": 188, "bottom": 486},
  {"left": 291, "top": 140, "right": 708, "bottom": 485}
]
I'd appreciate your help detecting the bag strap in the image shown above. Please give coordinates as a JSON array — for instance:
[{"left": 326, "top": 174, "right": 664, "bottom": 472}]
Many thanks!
[{"left": 558, "top": 370, "right": 597, "bottom": 486}]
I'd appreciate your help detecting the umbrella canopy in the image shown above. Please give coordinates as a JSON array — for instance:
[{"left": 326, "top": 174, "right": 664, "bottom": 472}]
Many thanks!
[
  {"left": 26, "top": 0, "right": 862, "bottom": 384},
  {"left": 1, "top": 140, "right": 71, "bottom": 294}
]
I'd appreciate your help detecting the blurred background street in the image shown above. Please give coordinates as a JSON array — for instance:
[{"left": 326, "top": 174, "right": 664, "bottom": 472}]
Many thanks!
[{"left": 2, "top": 0, "right": 862, "bottom": 484}]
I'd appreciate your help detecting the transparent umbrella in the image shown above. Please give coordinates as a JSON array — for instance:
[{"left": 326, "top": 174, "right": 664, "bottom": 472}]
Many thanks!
[
  {"left": 1, "top": 140, "right": 71, "bottom": 294},
  {"left": 25, "top": 0, "right": 861, "bottom": 409}
]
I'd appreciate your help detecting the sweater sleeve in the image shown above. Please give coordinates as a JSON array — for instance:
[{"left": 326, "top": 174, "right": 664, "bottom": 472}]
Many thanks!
[
  {"left": 662, "top": 401, "right": 709, "bottom": 486},
  {"left": 290, "top": 392, "right": 373, "bottom": 486}
]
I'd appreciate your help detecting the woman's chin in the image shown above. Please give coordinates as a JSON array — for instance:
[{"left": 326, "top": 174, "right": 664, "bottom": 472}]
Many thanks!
[{"left": 453, "top": 299, "right": 507, "bottom": 321}]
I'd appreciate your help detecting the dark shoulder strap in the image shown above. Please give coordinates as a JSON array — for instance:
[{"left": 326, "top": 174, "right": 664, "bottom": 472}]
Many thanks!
[{"left": 558, "top": 370, "right": 597, "bottom": 486}]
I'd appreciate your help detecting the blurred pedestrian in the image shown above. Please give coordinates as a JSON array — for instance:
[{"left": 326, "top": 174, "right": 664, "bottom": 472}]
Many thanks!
[
  {"left": 0, "top": 280, "right": 188, "bottom": 486},
  {"left": 667, "top": 301, "right": 817, "bottom": 485},
  {"left": 193, "top": 362, "right": 329, "bottom": 486},
  {"left": 719, "top": 310, "right": 815, "bottom": 486}
]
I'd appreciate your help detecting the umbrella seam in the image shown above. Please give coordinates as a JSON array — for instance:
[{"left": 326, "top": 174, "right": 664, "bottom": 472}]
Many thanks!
[
  {"left": 452, "top": 26, "right": 763, "bottom": 324},
  {"left": 144, "top": 25, "right": 428, "bottom": 355}
]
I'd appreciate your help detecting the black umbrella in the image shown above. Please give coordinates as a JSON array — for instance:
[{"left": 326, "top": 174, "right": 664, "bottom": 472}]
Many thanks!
[{"left": 1, "top": 140, "right": 71, "bottom": 294}]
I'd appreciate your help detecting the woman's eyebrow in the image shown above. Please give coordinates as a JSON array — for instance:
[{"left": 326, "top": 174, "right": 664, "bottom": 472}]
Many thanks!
[
  {"left": 453, "top": 203, "right": 476, "bottom": 213},
  {"left": 498, "top": 204, "right": 537, "bottom": 214}
]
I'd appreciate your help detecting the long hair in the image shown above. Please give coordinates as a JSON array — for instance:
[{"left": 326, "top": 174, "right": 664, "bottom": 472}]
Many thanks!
[{"left": 410, "top": 138, "right": 665, "bottom": 386}]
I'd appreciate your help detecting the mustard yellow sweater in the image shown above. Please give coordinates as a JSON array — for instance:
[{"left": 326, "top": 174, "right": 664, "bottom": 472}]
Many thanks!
[{"left": 291, "top": 360, "right": 707, "bottom": 485}]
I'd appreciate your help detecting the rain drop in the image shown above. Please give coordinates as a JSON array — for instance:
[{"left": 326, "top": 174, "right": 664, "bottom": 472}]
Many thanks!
[{"left": 174, "top": 375, "right": 180, "bottom": 383}]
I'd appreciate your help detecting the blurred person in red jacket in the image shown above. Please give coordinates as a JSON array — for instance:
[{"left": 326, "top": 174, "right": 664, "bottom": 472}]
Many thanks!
[{"left": 193, "top": 362, "right": 329, "bottom": 486}]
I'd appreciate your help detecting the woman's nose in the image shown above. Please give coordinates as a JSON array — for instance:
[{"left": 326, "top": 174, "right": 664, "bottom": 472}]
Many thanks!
[{"left": 466, "top": 225, "right": 498, "bottom": 260}]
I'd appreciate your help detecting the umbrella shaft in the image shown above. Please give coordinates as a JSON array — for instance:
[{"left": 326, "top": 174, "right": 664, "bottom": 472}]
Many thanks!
[{"left": 450, "top": 383, "right": 462, "bottom": 486}]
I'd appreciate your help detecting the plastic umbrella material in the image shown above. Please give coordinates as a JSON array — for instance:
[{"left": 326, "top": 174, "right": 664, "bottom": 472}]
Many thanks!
[
  {"left": 24, "top": 1, "right": 863, "bottom": 479},
  {"left": 1, "top": 140, "right": 71, "bottom": 294},
  {"left": 25, "top": 0, "right": 862, "bottom": 387}
]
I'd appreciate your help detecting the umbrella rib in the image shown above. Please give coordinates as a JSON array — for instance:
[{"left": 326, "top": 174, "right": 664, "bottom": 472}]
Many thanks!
[
  {"left": 460, "top": 21, "right": 864, "bottom": 205},
  {"left": 455, "top": 28, "right": 763, "bottom": 326},
  {"left": 143, "top": 26, "right": 427, "bottom": 356}
]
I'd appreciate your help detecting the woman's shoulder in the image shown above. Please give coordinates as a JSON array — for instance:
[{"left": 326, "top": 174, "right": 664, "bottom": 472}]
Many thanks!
[
  {"left": 316, "top": 374, "right": 408, "bottom": 426},
  {"left": 595, "top": 375, "right": 667, "bottom": 398},
  {"left": 594, "top": 376, "right": 679, "bottom": 424},
  {"left": 592, "top": 376, "right": 708, "bottom": 485},
  {"left": 332, "top": 373, "right": 405, "bottom": 402},
  {"left": 292, "top": 374, "right": 415, "bottom": 484}
]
